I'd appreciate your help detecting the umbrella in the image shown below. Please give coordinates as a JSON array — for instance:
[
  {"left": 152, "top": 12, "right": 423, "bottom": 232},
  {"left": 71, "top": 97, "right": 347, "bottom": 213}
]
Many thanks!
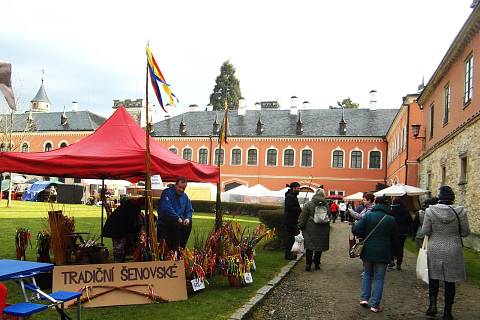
[
  {"left": 374, "top": 184, "right": 429, "bottom": 197},
  {"left": 344, "top": 192, "right": 364, "bottom": 201},
  {"left": 326, "top": 194, "right": 343, "bottom": 200}
]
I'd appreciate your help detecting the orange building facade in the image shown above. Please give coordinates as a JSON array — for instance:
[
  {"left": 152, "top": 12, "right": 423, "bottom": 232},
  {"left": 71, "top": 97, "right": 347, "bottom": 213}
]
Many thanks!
[{"left": 152, "top": 106, "right": 397, "bottom": 196}]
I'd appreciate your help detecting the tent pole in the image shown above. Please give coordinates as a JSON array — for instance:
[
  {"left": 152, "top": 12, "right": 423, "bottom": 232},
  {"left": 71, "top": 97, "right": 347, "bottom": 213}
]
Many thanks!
[{"left": 101, "top": 178, "right": 105, "bottom": 245}]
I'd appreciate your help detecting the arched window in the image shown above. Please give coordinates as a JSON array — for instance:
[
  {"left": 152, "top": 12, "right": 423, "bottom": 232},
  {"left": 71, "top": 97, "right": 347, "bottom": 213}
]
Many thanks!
[
  {"left": 44, "top": 142, "right": 53, "bottom": 152},
  {"left": 168, "top": 147, "right": 178, "bottom": 155},
  {"left": 283, "top": 149, "right": 295, "bottom": 167},
  {"left": 214, "top": 148, "right": 224, "bottom": 165},
  {"left": 198, "top": 148, "right": 208, "bottom": 164},
  {"left": 266, "top": 149, "right": 277, "bottom": 166},
  {"left": 350, "top": 150, "right": 363, "bottom": 168},
  {"left": 332, "top": 150, "right": 344, "bottom": 168},
  {"left": 231, "top": 148, "right": 242, "bottom": 165},
  {"left": 369, "top": 151, "right": 381, "bottom": 169},
  {"left": 301, "top": 149, "right": 312, "bottom": 167},
  {"left": 182, "top": 148, "right": 193, "bottom": 161},
  {"left": 247, "top": 149, "right": 258, "bottom": 166},
  {"left": 60, "top": 142, "right": 68, "bottom": 148},
  {"left": 21, "top": 143, "right": 29, "bottom": 152}
]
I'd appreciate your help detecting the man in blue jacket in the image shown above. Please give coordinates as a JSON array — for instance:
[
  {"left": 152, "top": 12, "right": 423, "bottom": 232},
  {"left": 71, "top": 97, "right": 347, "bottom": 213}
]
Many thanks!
[{"left": 157, "top": 177, "right": 193, "bottom": 251}]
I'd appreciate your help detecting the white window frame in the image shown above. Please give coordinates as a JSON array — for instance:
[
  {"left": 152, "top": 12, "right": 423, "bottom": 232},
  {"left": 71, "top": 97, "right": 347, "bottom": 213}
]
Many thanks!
[
  {"left": 246, "top": 146, "right": 259, "bottom": 166},
  {"left": 300, "top": 146, "right": 313, "bottom": 168},
  {"left": 182, "top": 146, "right": 193, "bottom": 161},
  {"left": 214, "top": 147, "right": 225, "bottom": 166},
  {"left": 331, "top": 147, "right": 345, "bottom": 169},
  {"left": 230, "top": 146, "right": 243, "bottom": 166},
  {"left": 265, "top": 146, "right": 278, "bottom": 167},
  {"left": 282, "top": 146, "right": 296, "bottom": 167},
  {"left": 349, "top": 148, "right": 363, "bottom": 169},
  {"left": 21, "top": 141, "right": 30, "bottom": 152},
  {"left": 168, "top": 145, "right": 178, "bottom": 155},
  {"left": 464, "top": 54, "right": 473, "bottom": 105},
  {"left": 58, "top": 140, "right": 69, "bottom": 148},
  {"left": 43, "top": 140, "right": 54, "bottom": 152},
  {"left": 367, "top": 148, "right": 382, "bottom": 170},
  {"left": 197, "top": 146, "right": 209, "bottom": 165}
]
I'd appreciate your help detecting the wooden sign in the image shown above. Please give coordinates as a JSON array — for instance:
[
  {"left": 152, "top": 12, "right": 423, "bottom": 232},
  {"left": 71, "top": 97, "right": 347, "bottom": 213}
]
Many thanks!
[{"left": 53, "top": 260, "right": 187, "bottom": 308}]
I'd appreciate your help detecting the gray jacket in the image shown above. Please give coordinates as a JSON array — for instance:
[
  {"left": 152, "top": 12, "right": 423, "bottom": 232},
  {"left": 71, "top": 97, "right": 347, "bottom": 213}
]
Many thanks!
[
  {"left": 299, "top": 194, "right": 330, "bottom": 252},
  {"left": 422, "top": 204, "right": 470, "bottom": 282}
]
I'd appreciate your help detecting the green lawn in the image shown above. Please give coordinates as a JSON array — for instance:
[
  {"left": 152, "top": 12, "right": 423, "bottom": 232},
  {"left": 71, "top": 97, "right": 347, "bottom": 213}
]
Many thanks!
[
  {"left": 0, "top": 200, "right": 286, "bottom": 319},
  {"left": 404, "top": 238, "right": 480, "bottom": 287}
]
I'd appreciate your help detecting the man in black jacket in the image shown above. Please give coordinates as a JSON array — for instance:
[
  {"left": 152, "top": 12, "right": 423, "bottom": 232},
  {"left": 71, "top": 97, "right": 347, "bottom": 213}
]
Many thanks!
[{"left": 284, "top": 182, "right": 301, "bottom": 260}]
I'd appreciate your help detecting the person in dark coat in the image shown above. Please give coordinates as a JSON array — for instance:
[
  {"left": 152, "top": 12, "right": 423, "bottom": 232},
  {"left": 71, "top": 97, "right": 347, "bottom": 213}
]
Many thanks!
[
  {"left": 298, "top": 188, "right": 330, "bottom": 271},
  {"left": 352, "top": 196, "right": 399, "bottom": 313},
  {"left": 422, "top": 186, "right": 470, "bottom": 320},
  {"left": 102, "top": 197, "right": 145, "bottom": 262},
  {"left": 389, "top": 196, "right": 413, "bottom": 270},
  {"left": 284, "top": 182, "right": 301, "bottom": 260}
]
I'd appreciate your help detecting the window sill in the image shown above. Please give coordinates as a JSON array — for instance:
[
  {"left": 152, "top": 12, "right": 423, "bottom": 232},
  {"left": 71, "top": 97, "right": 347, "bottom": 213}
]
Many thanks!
[
  {"left": 463, "top": 100, "right": 471, "bottom": 109},
  {"left": 442, "top": 121, "right": 448, "bottom": 128},
  {"left": 300, "top": 165, "right": 313, "bottom": 168},
  {"left": 246, "top": 164, "right": 258, "bottom": 167},
  {"left": 458, "top": 180, "right": 468, "bottom": 186},
  {"left": 331, "top": 167, "right": 344, "bottom": 169}
]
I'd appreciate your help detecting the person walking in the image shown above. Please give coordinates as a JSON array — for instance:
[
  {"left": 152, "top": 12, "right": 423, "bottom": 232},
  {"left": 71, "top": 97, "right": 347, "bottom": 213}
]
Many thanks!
[
  {"left": 352, "top": 196, "right": 399, "bottom": 313},
  {"left": 284, "top": 182, "right": 301, "bottom": 260},
  {"left": 298, "top": 188, "right": 330, "bottom": 271},
  {"left": 339, "top": 201, "right": 347, "bottom": 223},
  {"left": 413, "top": 197, "right": 438, "bottom": 249},
  {"left": 422, "top": 186, "right": 470, "bottom": 320},
  {"left": 330, "top": 201, "right": 339, "bottom": 222},
  {"left": 157, "top": 177, "right": 193, "bottom": 251},
  {"left": 389, "top": 197, "right": 413, "bottom": 270}
]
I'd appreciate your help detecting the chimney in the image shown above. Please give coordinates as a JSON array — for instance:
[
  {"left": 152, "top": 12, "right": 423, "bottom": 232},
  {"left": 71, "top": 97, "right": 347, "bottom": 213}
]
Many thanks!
[
  {"left": 254, "top": 102, "right": 261, "bottom": 110},
  {"left": 302, "top": 101, "right": 310, "bottom": 110},
  {"left": 238, "top": 97, "right": 246, "bottom": 116},
  {"left": 290, "top": 96, "right": 298, "bottom": 115},
  {"left": 369, "top": 90, "right": 377, "bottom": 110},
  {"left": 71, "top": 101, "right": 79, "bottom": 112},
  {"left": 179, "top": 115, "right": 187, "bottom": 135},
  {"left": 61, "top": 107, "right": 68, "bottom": 126},
  {"left": 339, "top": 108, "right": 347, "bottom": 135},
  {"left": 189, "top": 104, "right": 199, "bottom": 112},
  {"left": 256, "top": 116, "right": 264, "bottom": 135},
  {"left": 212, "top": 113, "right": 220, "bottom": 134},
  {"left": 296, "top": 111, "right": 304, "bottom": 135},
  {"left": 417, "top": 76, "right": 425, "bottom": 92},
  {"left": 26, "top": 109, "right": 34, "bottom": 125},
  {"left": 164, "top": 114, "right": 171, "bottom": 120},
  {"left": 206, "top": 103, "right": 213, "bottom": 111}
]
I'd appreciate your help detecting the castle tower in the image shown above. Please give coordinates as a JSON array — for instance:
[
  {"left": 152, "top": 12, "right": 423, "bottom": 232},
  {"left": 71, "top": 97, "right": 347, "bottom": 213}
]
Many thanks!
[{"left": 31, "top": 77, "right": 51, "bottom": 112}]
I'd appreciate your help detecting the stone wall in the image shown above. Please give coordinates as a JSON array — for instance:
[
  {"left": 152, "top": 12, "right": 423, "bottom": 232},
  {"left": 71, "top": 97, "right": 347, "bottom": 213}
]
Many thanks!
[{"left": 418, "top": 117, "right": 480, "bottom": 251}]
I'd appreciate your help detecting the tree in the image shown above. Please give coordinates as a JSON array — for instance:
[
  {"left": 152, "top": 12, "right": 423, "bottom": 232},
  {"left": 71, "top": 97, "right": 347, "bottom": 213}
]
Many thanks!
[
  {"left": 209, "top": 61, "right": 242, "bottom": 110},
  {"left": 337, "top": 97, "right": 360, "bottom": 109}
]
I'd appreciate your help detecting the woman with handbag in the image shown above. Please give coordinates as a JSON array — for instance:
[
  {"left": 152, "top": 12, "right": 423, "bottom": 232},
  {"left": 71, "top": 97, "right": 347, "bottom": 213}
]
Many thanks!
[
  {"left": 422, "top": 185, "right": 470, "bottom": 320},
  {"left": 298, "top": 188, "right": 330, "bottom": 271},
  {"left": 352, "top": 196, "right": 399, "bottom": 313}
]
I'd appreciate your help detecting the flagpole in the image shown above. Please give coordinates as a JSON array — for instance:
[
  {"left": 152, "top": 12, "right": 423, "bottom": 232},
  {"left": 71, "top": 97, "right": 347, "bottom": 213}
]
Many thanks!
[
  {"left": 215, "top": 99, "right": 228, "bottom": 230},
  {"left": 145, "top": 44, "right": 159, "bottom": 260}
]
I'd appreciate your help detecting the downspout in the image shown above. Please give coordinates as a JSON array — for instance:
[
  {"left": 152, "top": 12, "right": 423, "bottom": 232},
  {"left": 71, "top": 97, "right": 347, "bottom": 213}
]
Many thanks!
[{"left": 404, "top": 104, "right": 410, "bottom": 185}]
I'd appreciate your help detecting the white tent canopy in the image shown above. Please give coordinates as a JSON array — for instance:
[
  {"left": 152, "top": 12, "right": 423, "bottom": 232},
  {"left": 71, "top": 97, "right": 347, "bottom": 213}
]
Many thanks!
[
  {"left": 344, "top": 192, "right": 364, "bottom": 201},
  {"left": 225, "top": 184, "right": 251, "bottom": 196},
  {"left": 248, "top": 184, "right": 271, "bottom": 197},
  {"left": 374, "top": 184, "right": 429, "bottom": 197}
]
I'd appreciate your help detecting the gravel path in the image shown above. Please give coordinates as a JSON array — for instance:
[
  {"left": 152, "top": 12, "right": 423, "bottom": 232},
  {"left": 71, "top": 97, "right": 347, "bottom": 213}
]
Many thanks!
[{"left": 253, "top": 222, "right": 480, "bottom": 320}]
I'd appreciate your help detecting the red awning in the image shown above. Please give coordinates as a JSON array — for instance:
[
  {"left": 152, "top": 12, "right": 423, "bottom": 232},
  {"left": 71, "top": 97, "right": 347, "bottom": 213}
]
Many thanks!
[{"left": 0, "top": 107, "right": 219, "bottom": 183}]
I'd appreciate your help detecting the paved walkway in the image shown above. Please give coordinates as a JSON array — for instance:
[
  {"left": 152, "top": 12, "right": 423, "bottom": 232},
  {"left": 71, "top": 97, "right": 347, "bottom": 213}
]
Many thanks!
[{"left": 253, "top": 222, "right": 480, "bottom": 319}]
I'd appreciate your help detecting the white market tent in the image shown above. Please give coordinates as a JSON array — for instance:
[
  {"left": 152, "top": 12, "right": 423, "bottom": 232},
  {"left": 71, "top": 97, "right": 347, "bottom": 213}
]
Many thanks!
[
  {"left": 225, "top": 185, "right": 251, "bottom": 196},
  {"left": 374, "top": 184, "right": 429, "bottom": 197},
  {"left": 248, "top": 184, "right": 271, "bottom": 197},
  {"left": 344, "top": 192, "right": 364, "bottom": 201}
]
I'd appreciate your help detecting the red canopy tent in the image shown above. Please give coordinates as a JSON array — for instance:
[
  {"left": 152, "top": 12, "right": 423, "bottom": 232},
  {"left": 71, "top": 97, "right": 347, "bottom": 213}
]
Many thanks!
[{"left": 0, "top": 106, "right": 219, "bottom": 183}]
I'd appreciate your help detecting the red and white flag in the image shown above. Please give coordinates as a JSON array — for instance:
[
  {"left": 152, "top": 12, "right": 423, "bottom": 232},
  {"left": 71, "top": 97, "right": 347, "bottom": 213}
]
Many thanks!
[{"left": 0, "top": 61, "right": 16, "bottom": 110}]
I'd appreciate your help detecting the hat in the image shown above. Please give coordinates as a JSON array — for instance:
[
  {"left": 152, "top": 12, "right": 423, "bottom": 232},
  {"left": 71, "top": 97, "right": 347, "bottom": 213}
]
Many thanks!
[{"left": 438, "top": 185, "right": 455, "bottom": 202}]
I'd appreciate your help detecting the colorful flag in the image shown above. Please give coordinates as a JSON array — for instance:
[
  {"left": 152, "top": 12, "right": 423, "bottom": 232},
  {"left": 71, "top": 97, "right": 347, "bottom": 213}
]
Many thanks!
[
  {"left": 219, "top": 100, "right": 229, "bottom": 144},
  {"left": 146, "top": 46, "right": 178, "bottom": 112},
  {"left": 0, "top": 61, "right": 16, "bottom": 110}
]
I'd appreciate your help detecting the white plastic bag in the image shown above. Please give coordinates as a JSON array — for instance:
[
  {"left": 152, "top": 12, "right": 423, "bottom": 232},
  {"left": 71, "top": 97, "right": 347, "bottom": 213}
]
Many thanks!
[
  {"left": 416, "top": 236, "right": 429, "bottom": 284},
  {"left": 291, "top": 231, "right": 305, "bottom": 253}
]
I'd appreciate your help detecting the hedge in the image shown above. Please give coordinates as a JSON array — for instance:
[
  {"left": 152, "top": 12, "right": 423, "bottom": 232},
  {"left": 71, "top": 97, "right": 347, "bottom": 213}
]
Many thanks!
[
  {"left": 123, "top": 196, "right": 281, "bottom": 216},
  {"left": 257, "top": 209, "right": 287, "bottom": 250}
]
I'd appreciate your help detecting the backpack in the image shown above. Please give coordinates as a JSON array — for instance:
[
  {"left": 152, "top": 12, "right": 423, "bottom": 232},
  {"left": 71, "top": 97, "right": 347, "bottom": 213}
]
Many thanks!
[{"left": 314, "top": 205, "right": 330, "bottom": 224}]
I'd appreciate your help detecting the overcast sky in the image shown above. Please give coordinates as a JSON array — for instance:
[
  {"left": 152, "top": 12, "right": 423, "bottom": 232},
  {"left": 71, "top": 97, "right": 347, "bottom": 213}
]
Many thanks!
[{"left": 0, "top": 0, "right": 474, "bottom": 118}]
